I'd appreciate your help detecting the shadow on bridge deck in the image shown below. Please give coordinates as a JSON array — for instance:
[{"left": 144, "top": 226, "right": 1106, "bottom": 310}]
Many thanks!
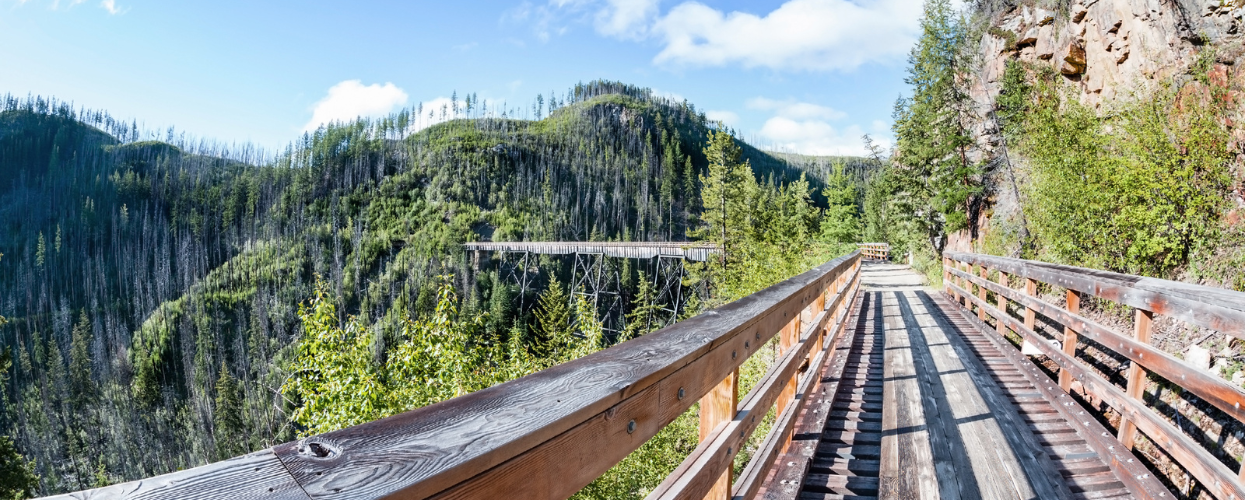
[{"left": 759, "top": 262, "right": 1164, "bottom": 500}]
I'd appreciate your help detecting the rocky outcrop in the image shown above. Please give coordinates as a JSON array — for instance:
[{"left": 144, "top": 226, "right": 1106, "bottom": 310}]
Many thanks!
[{"left": 950, "top": 0, "right": 1245, "bottom": 254}]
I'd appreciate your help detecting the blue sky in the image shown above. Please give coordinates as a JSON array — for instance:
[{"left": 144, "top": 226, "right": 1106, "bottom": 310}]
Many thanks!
[{"left": 0, "top": 0, "right": 922, "bottom": 156}]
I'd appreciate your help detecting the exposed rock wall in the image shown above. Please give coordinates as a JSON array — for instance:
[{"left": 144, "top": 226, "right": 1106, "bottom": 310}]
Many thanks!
[{"left": 953, "top": 0, "right": 1245, "bottom": 253}]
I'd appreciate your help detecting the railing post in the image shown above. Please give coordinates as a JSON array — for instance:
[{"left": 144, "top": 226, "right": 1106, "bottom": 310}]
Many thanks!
[
  {"left": 700, "top": 368, "right": 738, "bottom": 500},
  {"left": 977, "top": 265, "right": 988, "bottom": 322},
  {"left": 1023, "top": 278, "right": 1037, "bottom": 332},
  {"left": 996, "top": 271, "right": 1009, "bottom": 337},
  {"left": 1059, "top": 290, "right": 1081, "bottom": 392},
  {"left": 943, "top": 257, "right": 952, "bottom": 295},
  {"left": 776, "top": 315, "right": 800, "bottom": 417},
  {"left": 1118, "top": 308, "right": 1153, "bottom": 450},
  {"left": 965, "top": 262, "right": 975, "bottom": 313}
]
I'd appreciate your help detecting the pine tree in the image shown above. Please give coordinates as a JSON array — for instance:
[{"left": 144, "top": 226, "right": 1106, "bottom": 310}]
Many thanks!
[
  {"left": 534, "top": 276, "right": 571, "bottom": 361},
  {"left": 819, "top": 163, "right": 862, "bottom": 244},
  {"left": 0, "top": 435, "right": 38, "bottom": 499},
  {"left": 691, "top": 128, "right": 754, "bottom": 270},
  {"left": 891, "top": 0, "right": 982, "bottom": 253},
  {"left": 68, "top": 312, "right": 96, "bottom": 410},
  {"left": 35, "top": 233, "right": 45, "bottom": 268},
  {"left": 620, "top": 274, "right": 664, "bottom": 341},
  {"left": 213, "top": 363, "right": 245, "bottom": 459}
]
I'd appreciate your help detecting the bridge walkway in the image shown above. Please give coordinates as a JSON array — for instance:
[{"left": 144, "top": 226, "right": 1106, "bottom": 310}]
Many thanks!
[{"left": 760, "top": 263, "right": 1151, "bottom": 500}]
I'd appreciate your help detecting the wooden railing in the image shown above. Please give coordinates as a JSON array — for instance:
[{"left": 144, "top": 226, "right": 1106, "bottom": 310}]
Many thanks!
[
  {"left": 858, "top": 242, "right": 889, "bottom": 261},
  {"left": 48, "top": 252, "right": 863, "bottom": 500},
  {"left": 943, "top": 252, "right": 1245, "bottom": 500}
]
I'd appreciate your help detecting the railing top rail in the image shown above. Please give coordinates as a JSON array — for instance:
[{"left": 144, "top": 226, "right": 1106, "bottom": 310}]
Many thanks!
[
  {"left": 49, "top": 251, "right": 862, "bottom": 500},
  {"left": 945, "top": 251, "right": 1245, "bottom": 337},
  {"left": 942, "top": 251, "right": 1245, "bottom": 500}
]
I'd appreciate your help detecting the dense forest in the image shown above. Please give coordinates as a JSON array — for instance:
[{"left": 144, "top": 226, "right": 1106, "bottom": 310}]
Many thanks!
[{"left": 0, "top": 81, "right": 870, "bottom": 497}]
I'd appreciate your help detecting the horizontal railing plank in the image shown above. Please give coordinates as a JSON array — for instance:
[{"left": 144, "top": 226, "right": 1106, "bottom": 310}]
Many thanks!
[
  {"left": 947, "top": 266, "right": 1245, "bottom": 424},
  {"left": 41, "top": 449, "right": 309, "bottom": 500},
  {"left": 648, "top": 266, "right": 861, "bottom": 500},
  {"left": 947, "top": 280, "right": 1245, "bottom": 500},
  {"left": 270, "top": 252, "right": 860, "bottom": 499},
  {"left": 945, "top": 252, "right": 1245, "bottom": 338}
]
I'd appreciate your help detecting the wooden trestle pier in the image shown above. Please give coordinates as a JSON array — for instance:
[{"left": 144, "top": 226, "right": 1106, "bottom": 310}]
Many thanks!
[{"left": 45, "top": 250, "right": 1245, "bottom": 500}]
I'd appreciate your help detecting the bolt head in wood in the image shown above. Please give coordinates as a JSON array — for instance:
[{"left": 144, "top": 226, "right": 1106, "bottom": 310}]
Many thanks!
[
  {"left": 627, "top": 420, "right": 636, "bottom": 434},
  {"left": 677, "top": 387, "right": 685, "bottom": 400}
]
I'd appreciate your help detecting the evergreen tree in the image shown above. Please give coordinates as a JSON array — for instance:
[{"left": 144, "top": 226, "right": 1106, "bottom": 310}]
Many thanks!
[
  {"left": 0, "top": 435, "right": 38, "bottom": 500},
  {"left": 213, "top": 364, "right": 245, "bottom": 459},
  {"left": 692, "top": 127, "right": 754, "bottom": 270},
  {"left": 891, "top": 0, "right": 981, "bottom": 253},
  {"left": 819, "top": 162, "right": 862, "bottom": 244},
  {"left": 34, "top": 233, "right": 44, "bottom": 269},
  {"left": 534, "top": 276, "right": 571, "bottom": 360},
  {"left": 68, "top": 312, "right": 96, "bottom": 410},
  {"left": 620, "top": 274, "right": 664, "bottom": 341}
]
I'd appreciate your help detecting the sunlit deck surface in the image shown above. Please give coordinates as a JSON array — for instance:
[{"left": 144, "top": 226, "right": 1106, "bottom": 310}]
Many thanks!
[{"left": 757, "top": 263, "right": 1164, "bottom": 500}]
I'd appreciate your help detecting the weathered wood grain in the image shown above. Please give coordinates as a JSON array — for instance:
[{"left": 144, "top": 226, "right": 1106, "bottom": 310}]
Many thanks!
[
  {"left": 947, "top": 266, "right": 1245, "bottom": 425},
  {"left": 946, "top": 252, "right": 1245, "bottom": 338},
  {"left": 1059, "top": 290, "right": 1080, "bottom": 392},
  {"left": 741, "top": 287, "right": 863, "bottom": 500},
  {"left": 947, "top": 281, "right": 1245, "bottom": 500},
  {"left": 895, "top": 291, "right": 975, "bottom": 500},
  {"left": 650, "top": 269, "right": 861, "bottom": 500},
  {"left": 879, "top": 291, "right": 939, "bottom": 500},
  {"left": 40, "top": 449, "right": 309, "bottom": 500},
  {"left": 1118, "top": 309, "right": 1152, "bottom": 450},
  {"left": 945, "top": 292, "right": 1170, "bottom": 500},
  {"left": 919, "top": 291, "right": 1074, "bottom": 500},
  {"left": 268, "top": 252, "right": 859, "bottom": 500},
  {"left": 700, "top": 369, "right": 738, "bottom": 500}
]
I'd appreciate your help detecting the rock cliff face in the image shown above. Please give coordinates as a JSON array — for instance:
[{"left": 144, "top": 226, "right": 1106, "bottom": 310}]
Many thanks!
[{"left": 952, "top": 0, "right": 1245, "bottom": 253}]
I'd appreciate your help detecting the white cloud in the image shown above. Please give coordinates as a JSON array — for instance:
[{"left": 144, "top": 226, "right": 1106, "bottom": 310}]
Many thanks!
[
  {"left": 22, "top": 0, "right": 121, "bottom": 13},
  {"left": 652, "top": 0, "right": 921, "bottom": 72},
  {"left": 593, "top": 0, "right": 659, "bottom": 39},
  {"left": 705, "top": 110, "right": 739, "bottom": 126},
  {"left": 651, "top": 88, "right": 685, "bottom": 102},
  {"left": 745, "top": 97, "right": 890, "bottom": 155},
  {"left": 746, "top": 97, "right": 845, "bottom": 121},
  {"left": 758, "top": 117, "right": 873, "bottom": 155},
  {"left": 303, "top": 80, "right": 409, "bottom": 133}
]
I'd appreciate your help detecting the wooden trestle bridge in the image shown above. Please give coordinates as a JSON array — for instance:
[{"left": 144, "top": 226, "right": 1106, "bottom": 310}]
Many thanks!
[{"left": 47, "top": 244, "right": 1245, "bottom": 500}]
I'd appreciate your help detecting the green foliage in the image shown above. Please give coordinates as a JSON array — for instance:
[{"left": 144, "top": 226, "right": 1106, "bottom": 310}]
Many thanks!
[
  {"left": 819, "top": 161, "right": 863, "bottom": 243},
  {"left": 692, "top": 127, "right": 755, "bottom": 267},
  {"left": 891, "top": 0, "right": 983, "bottom": 252},
  {"left": 1006, "top": 65, "right": 1234, "bottom": 275},
  {"left": 0, "top": 435, "right": 37, "bottom": 500},
  {"left": 283, "top": 276, "right": 606, "bottom": 437},
  {"left": 535, "top": 276, "right": 572, "bottom": 360},
  {"left": 68, "top": 313, "right": 96, "bottom": 410},
  {"left": 213, "top": 364, "right": 246, "bottom": 459},
  {"left": 0, "top": 84, "right": 848, "bottom": 495}
]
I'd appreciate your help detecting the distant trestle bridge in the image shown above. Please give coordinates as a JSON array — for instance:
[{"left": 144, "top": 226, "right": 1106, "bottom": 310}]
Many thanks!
[{"left": 464, "top": 241, "right": 720, "bottom": 335}]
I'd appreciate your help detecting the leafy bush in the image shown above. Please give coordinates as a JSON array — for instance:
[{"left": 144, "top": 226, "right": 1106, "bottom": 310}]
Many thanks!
[{"left": 1005, "top": 64, "right": 1234, "bottom": 276}]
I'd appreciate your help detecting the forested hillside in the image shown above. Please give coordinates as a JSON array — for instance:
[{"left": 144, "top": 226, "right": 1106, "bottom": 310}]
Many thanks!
[{"left": 0, "top": 82, "right": 865, "bottom": 496}]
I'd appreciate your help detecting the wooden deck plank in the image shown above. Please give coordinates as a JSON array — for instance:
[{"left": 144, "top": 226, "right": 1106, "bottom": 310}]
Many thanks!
[
  {"left": 910, "top": 291, "right": 1075, "bottom": 500},
  {"left": 878, "top": 290, "right": 938, "bottom": 500}
]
